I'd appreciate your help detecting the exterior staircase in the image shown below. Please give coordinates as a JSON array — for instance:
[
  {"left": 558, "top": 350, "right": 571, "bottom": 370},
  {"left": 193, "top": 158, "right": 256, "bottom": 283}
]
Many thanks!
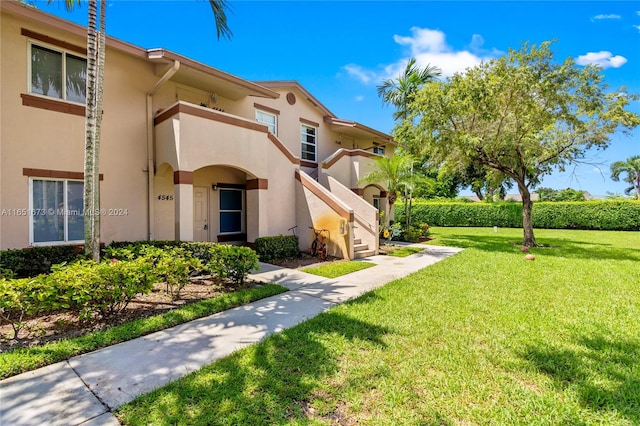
[{"left": 353, "top": 237, "right": 375, "bottom": 259}]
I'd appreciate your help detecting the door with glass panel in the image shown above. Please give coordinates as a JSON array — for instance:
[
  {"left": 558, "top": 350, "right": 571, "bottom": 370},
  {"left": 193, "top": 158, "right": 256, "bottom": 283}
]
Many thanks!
[{"left": 218, "top": 188, "right": 244, "bottom": 237}]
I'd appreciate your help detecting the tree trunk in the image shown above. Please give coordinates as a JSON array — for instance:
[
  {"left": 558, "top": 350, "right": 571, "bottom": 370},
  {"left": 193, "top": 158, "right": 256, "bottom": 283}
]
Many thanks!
[
  {"left": 388, "top": 191, "right": 397, "bottom": 205},
  {"left": 518, "top": 183, "right": 538, "bottom": 247},
  {"left": 473, "top": 189, "right": 484, "bottom": 201},
  {"left": 84, "top": 0, "right": 99, "bottom": 260}
]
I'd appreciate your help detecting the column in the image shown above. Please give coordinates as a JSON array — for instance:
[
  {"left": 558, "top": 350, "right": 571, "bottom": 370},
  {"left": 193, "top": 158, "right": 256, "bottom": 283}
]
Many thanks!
[
  {"left": 173, "top": 171, "right": 194, "bottom": 241},
  {"left": 246, "top": 178, "right": 268, "bottom": 242}
]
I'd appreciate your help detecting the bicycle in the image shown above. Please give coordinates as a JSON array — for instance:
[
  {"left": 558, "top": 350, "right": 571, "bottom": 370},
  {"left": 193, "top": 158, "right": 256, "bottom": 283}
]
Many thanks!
[{"left": 308, "top": 227, "right": 329, "bottom": 260}]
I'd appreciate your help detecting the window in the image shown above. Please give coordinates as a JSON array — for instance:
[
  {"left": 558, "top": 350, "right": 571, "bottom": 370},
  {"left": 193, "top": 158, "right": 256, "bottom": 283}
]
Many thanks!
[
  {"left": 256, "top": 110, "right": 277, "bottom": 135},
  {"left": 301, "top": 124, "right": 317, "bottom": 162},
  {"left": 30, "top": 179, "right": 84, "bottom": 244},
  {"left": 219, "top": 189, "right": 244, "bottom": 234},
  {"left": 373, "top": 146, "right": 385, "bottom": 155},
  {"left": 30, "top": 43, "right": 87, "bottom": 103},
  {"left": 373, "top": 197, "right": 381, "bottom": 211}
]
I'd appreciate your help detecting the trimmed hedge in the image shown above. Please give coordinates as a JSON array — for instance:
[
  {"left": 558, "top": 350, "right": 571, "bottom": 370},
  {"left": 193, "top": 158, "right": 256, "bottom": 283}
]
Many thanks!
[
  {"left": 0, "top": 241, "right": 219, "bottom": 279},
  {"left": 397, "top": 201, "right": 640, "bottom": 231},
  {"left": 0, "top": 245, "right": 86, "bottom": 278},
  {"left": 254, "top": 235, "right": 300, "bottom": 262}
]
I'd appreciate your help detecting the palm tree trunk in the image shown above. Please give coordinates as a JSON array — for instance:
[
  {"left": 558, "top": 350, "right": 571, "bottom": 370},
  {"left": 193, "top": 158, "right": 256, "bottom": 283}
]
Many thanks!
[
  {"left": 91, "top": 0, "right": 106, "bottom": 260},
  {"left": 84, "top": 0, "right": 99, "bottom": 260}
]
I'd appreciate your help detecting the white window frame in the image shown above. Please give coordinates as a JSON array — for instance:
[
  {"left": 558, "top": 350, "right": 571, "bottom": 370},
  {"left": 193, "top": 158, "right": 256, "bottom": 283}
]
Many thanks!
[
  {"left": 29, "top": 178, "right": 84, "bottom": 246},
  {"left": 218, "top": 188, "right": 245, "bottom": 235},
  {"left": 28, "top": 40, "right": 87, "bottom": 104},
  {"left": 300, "top": 124, "right": 317, "bottom": 162},
  {"left": 373, "top": 146, "right": 385, "bottom": 155},
  {"left": 256, "top": 109, "right": 277, "bottom": 135}
]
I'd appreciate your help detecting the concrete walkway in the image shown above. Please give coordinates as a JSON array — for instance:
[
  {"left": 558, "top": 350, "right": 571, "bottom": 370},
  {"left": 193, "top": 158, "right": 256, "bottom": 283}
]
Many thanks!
[{"left": 0, "top": 244, "right": 462, "bottom": 426}]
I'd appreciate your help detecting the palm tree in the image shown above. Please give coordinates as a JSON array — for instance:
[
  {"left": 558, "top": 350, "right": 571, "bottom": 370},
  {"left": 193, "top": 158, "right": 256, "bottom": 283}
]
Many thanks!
[
  {"left": 359, "top": 154, "right": 413, "bottom": 206},
  {"left": 377, "top": 57, "right": 441, "bottom": 122},
  {"left": 54, "top": 0, "right": 232, "bottom": 260},
  {"left": 610, "top": 155, "right": 640, "bottom": 199},
  {"left": 377, "top": 59, "right": 441, "bottom": 223}
]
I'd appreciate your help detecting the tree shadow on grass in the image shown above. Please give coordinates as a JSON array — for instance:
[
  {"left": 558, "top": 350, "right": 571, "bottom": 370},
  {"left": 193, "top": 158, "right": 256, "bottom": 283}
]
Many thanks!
[
  {"left": 433, "top": 233, "right": 640, "bottom": 262},
  {"left": 117, "top": 310, "right": 391, "bottom": 425},
  {"left": 519, "top": 333, "right": 640, "bottom": 423}
]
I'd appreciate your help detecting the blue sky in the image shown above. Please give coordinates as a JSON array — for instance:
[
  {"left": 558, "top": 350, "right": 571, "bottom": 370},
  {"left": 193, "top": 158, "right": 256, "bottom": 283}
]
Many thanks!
[{"left": 36, "top": 0, "right": 640, "bottom": 197}]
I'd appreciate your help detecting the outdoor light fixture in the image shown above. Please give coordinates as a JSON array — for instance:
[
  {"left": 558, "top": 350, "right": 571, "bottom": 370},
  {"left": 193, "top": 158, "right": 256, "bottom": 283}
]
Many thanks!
[{"left": 212, "top": 184, "right": 218, "bottom": 191}]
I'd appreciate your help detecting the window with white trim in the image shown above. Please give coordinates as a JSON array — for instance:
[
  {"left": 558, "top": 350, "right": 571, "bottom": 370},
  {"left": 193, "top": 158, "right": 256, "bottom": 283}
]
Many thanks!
[
  {"left": 30, "top": 42, "right": 87, "bottom": 103},
  {"left": 256, "top": 110, "right": 277, "bottom": 135},
  {"left": 373, "top": 146, "right": 385, "bottom": 155},
  {"left": 30, "top": 179, "right": 84, "bottom": 244},
  {"left": 301, "top": 124, "right": 317, "bottom": 162},
  {"left": 219, "top": 189, "right": 244, "bottom": 234}
]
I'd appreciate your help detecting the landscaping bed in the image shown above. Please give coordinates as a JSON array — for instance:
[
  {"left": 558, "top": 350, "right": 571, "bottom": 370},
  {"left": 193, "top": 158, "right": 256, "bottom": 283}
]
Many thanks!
[{"left": 0, "top": 276, "right": 263, "bottom": 353}]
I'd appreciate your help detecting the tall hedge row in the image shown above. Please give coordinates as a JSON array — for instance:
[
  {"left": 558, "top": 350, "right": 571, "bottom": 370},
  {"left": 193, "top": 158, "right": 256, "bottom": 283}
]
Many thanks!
[{"left": 397, "top": 201, "right": 640, "bottom": 231}]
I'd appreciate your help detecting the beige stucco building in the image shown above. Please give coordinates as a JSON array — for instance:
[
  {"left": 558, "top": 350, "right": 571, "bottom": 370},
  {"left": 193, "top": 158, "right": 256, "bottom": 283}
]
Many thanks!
[{"left": 0, "top": 1, "right": 395, "bottom": 259}]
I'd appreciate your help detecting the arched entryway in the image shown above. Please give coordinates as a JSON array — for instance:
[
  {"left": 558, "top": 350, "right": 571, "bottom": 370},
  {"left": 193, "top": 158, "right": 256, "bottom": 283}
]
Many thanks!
[{"left": 153, "top": 163, "right": 267, "bottom": 243}]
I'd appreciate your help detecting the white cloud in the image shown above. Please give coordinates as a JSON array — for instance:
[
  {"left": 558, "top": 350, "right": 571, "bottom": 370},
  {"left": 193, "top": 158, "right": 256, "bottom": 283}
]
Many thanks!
[
  {"left": 576, "top": 51, "right": 628, "bottom": 69},
  {"left": 469, "top": 34, "right": 485, "bottom": 53},
  {"left": 591, "top": 14, "right": 621, "bottom": 20},
  {"left": 343, "top": 64, "right": 377, "bottom": 84},
  {"left": 355, "top": 95, "right": 364, "bottom": 102},
  {"left": 393, "top": 27, "right": 448, "bottom": 56},
  {"left": 344, "top": 27, "right": 497, "bottom": 85},
  {"left": 634, "top": 25, "right": 640, "bottom": 33}
]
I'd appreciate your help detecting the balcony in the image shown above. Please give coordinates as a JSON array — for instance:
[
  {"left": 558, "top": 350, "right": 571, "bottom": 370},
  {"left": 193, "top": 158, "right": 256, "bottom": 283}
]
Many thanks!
[{"left": 154, "top": 101, "right": 298, "bottom": 174}]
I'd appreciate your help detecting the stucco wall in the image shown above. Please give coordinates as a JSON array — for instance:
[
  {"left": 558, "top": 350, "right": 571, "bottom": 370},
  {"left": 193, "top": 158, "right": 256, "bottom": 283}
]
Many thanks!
[{"left": 1, "top": 10, "right": 151, "bottom": 248}]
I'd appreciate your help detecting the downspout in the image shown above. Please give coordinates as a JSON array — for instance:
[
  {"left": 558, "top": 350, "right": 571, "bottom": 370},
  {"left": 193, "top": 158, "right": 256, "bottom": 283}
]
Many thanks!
[{"left": 146, "top": 60, "right": 180, "bottom": 240}]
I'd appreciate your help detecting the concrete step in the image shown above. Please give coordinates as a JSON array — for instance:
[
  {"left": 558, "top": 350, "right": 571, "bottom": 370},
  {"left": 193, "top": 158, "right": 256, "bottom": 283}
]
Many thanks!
[
  {"left": 354, "top": 249, "right": 376, "bottom": 259},
  {"left": 354, "top": 243, "right": 369, "bottom": 252},
  {"left": 353, "top": 238, "right": 362, "bottom": 245}
]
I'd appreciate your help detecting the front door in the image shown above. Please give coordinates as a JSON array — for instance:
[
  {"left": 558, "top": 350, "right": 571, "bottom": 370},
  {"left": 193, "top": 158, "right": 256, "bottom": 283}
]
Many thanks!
[{"left": 193, "top": 186, "right": 209, "bottom": 241}]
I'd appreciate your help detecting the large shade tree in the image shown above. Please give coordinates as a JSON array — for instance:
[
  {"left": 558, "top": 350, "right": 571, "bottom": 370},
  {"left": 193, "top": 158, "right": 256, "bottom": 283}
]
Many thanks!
[
  {"left": 610, "top": 155, "right": 640, "bottom": 199},
  {"left": 55, "top": 0, "right": 231, "bottom": 260},
  {"left": 400, "top": 41, "right": 639, "bottom": 246}
]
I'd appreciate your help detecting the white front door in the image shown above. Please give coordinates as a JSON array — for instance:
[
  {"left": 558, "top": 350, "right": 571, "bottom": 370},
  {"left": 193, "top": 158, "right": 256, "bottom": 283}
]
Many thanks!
[{"left": 193, "top": 186, "right": 209, "bottom": 241}]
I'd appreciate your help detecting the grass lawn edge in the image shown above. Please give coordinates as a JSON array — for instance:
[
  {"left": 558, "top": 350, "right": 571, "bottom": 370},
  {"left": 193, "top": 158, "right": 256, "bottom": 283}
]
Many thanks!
[{"left": 0, "top": 283, "right": 287, "bottom": 379}]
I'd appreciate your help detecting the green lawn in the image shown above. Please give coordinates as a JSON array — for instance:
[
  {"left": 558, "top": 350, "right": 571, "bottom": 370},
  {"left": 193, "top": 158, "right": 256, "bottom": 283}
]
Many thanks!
[
  {"left": 302, "top": 260, "right": 376, "bottom": 278},
  {"left": 117, "top": 228, "right": 640, "bottom": 425},
  {"left": 387, "top": 246, "right": 424, "bottom": 257}
]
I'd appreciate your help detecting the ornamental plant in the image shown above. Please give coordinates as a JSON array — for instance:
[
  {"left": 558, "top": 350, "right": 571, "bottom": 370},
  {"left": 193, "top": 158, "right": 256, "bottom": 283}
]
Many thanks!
[{"left": 208, "top": 245, "right": 259, "bottom": 287}]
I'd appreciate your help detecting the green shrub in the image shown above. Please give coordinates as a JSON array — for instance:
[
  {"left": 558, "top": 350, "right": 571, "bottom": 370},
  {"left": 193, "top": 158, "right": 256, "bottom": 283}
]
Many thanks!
[
  {"left": 46, "top": 259, "right": 157, "bottom": 320},
  {"left": 254, "top": 235, "right": 299, "bottom": 262},
  {"left": 397, "top": 201, "right": 640, "bottom": 230},
  {"left": 0, "top": 268, "right": 15, "bottom": 279},
  {"left": 87, "top": 258, "right": 156, "bottom": 317},
  {"left": 532, "top": 201, "right": 640, "bottom": 230},
  {"left": 138, "top": 246, "right": 202, "bottom": 300},
  {"left": 0, "top": 245, "right": 85, "bottom": 278},
  {"left": 0, "top": 277, "right": 48, "bottom": 340},
  {"left": 401, "top": 223, "right": 431, "bottom": 243},
  {"left": 209, "top": 245, "right": 259, "bottom": 287},
  {"left": 105, "top": 241, "right": 216, "bottom": 264}
]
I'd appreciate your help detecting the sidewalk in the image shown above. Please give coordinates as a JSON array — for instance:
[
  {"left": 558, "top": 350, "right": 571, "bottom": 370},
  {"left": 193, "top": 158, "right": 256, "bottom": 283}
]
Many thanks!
[{"left": 0, "top": 245, "right": 462, "bottom": 426}]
